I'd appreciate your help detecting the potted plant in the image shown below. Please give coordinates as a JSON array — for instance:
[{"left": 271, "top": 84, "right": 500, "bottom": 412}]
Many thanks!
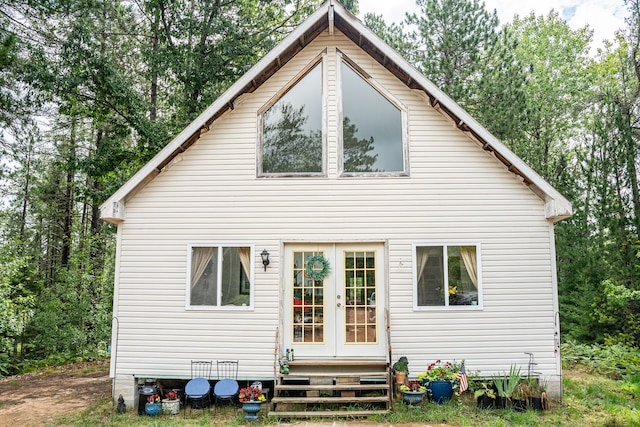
[
  {"left": 162, "top": 389, "right": 180, "bottom": 415},
  {"left": 512, "top": 382, "right": 528, "bottom": 411},
  {"left": 238, "top": 384, "right": 266, "bottom": 421},
  {"left": 392, "top": 356, "right": 409, "bottom": 384},
  {"left": 145, "top": 393, "right": 162, "bottom": 416},
  {"left": 492, "top": 364, "right": 521, "bottom": 409},
  {"left": 474, "top": 382, "right": 496, "bottom": 409},
  {"left": 417, "top": 359, "right": 461, "bottom": 404},
  {"left": 400, "top": 380, "right": 426, "bottom": 406},
  {"left": 522, "top": 377, "right": 547, "bottom": 410}
]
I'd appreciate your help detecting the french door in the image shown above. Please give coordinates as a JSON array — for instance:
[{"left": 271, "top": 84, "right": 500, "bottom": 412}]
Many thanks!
[{"left": 283, "top": 243, "right": 386, "bottom": 358}]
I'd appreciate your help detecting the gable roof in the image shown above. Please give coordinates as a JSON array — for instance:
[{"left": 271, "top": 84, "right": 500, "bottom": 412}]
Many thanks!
[{"left": 100, "top": 0, "right": 572, "bottom": 224}]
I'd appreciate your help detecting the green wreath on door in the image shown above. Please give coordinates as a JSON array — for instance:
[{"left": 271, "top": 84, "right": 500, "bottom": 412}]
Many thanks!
[{"left": 305, "top": 254, "right": 331, "bottom": 281}]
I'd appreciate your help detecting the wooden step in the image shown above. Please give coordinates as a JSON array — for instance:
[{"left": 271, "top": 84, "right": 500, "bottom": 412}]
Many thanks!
[
  {"left": 271, "top": 358, "right": 391, "bottom": 419},
  {"left": 287, "top": 359, "right": 387, "bottom": 367},
  {"left": 281, "top": 371, "right": 387, "bottom": 378},
  {"left": 272, "top": 396, "right": 389, "bottom": 404},
  {"left": 268, "top": 410, "right": 388, "bottom": 418},
  {"left": 276, "top": 383, "right": 387, "bottom": 391}
]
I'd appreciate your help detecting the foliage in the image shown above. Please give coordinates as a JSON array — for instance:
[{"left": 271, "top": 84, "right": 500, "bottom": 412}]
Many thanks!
[
  {"left": 238, "top": 385, "right": 266, "bottom": 402},
  {"left": 561, "top": 341, "right": 640, "bottom": 379},
  {"left": 363, "top": 13, "right": 417, "bottom": 63},
  {"left": 305, "top": 254, "right": 331, "bottom": 282},
  {"left": 621, "top": 373, "right": 640, "bottom": 399},
  {"left": 492, "top": 364, "right": 522, "bottom": 399},
  {"left": 473, "top": 381, "right": 496, "bottom": 399},
  {"left": 163, "top": 390, "right": 178, "bottom": 401},
  {"left": 392, "top": 356, "right": 409, "bottom": 373},
  {"left": 400, "top": 380, "right": 426, "bottom": 392},
  {"left": 146, "top": 393, "right": 160, "bottom": 404},
  {"left": 0, "top": 0, "right": 317, "bottom": 376},
  {"left": 417, "top": 359, "right": 460, "bottom": 382},
  {"left": 405, "top": 0, "right": 500, "bottom": 110}
]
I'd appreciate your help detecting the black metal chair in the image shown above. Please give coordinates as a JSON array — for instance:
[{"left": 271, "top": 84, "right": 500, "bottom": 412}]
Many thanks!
[
  {"left": 184, "top": 360, "right": 212, "bottom": 417},
  {"left": 214, "top": 360, "right": 239, "bottom": 413}
]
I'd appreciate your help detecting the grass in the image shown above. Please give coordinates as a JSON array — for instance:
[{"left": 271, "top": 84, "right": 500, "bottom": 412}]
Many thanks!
[{"left": 46, "top": 365, "right": 640, "bottom": 427}]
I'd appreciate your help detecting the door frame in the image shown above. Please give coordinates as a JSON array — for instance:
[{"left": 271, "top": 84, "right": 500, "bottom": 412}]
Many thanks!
[{"left": 281, "top": 241, "right": 387, "bottom": 359}]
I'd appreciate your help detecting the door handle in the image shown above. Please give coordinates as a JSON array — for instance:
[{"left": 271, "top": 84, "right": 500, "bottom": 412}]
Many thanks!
[{"left": 337, "top": 302, "right": 342, "bottom": 308}]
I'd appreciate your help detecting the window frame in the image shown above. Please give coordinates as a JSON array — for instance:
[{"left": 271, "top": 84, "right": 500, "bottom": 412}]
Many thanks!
[
  {"left": 337, "top": 51, "right": 409, "bottom": 177},
  {"left": 257, "top": 52, "right": 327, "bottom": 177},
  {"left": 412, "top": 242, "right": 483, "bottom": 310},
  {"left": 186, "top": 243, "right": 255, "bottom": 311}
]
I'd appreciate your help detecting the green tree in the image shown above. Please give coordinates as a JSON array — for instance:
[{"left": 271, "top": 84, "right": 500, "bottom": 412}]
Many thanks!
[
  {"left": 406, "top": 0, "right": 500, "bottom": 109},
  {"left": 364, "top": 13, "right": 417, "bottom": 63},
  {"left": 147, "top": 0, "right": 318, "bottom": 130},
  {"left": 505, "top": 12, "right": 592, "bottom": 182}
]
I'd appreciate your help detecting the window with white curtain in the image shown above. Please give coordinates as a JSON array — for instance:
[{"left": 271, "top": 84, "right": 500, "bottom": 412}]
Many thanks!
[
  {"left": 414, "top": 244, "right": 480, "bottom": 308},
  {"left": 188, "top": 245, "right": 253, "bottom": 308}
]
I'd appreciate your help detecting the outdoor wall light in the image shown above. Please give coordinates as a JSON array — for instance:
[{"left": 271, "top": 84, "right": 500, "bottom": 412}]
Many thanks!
[{"left": 261, "top": 249, "right": 270, "bottom": 271}]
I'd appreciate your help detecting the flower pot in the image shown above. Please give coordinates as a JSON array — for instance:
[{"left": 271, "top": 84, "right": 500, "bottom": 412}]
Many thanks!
[
  {"left": 402, "top": 390, "right": 425, "bottom": 406},
  {"left": 529, "top": 396, "right": 544, "bottom": 411},
  {"left": 162, "top": 399, "right": 180, "bottom": 415},
  {"left": 395, "top": 371, "right": 406, "bottom": 384},
  {"left": 241, "top": 400, "right": 263, "bottom": 421},
  {"left": 513, "top": 398, "right": 527, "bottom": 412},
  {"left": 476, "top": 394, "right": 495, "bottom": 409},
  {"left": 428, "top": 380, "right": 453, "bottom": 404},
  {"left": 495, "top": 396, "right": 508, "bottom": 409},
  {"left": 145, "top": 402, "right": 162, "bottom": 416}
]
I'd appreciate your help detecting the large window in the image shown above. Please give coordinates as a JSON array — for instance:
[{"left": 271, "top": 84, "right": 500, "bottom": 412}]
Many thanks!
[
  {"left": 260, "top": 62, "right": 323, "bottom": 175},
  {"left": 414, "top": 245, "right": 480, "bottom": 308},
  {"left": 341, "top": 61, "right": 405, "bottom": 174},
  {"left": 188, "top": 245, "right": 253, "bottom": 308}
]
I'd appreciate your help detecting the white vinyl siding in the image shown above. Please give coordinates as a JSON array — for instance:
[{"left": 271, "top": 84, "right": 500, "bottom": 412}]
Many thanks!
[{"left": 110, "top": 29, "right": 561, "bottom": 386}]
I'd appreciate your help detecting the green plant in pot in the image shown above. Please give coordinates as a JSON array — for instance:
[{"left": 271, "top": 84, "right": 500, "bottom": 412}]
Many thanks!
[
  {"left": 523, "top": 377, "right": 547, "bottom": 410},
  {"left": 492, "top": 364, "right": 521, "bottom": 408},
  {"left": 393, "top": 356, "right": 409, "bottom": 384},
  {"left": 512, "top": 381, "right": 528, "bottom": 411},
  {"left": 474, "top": 382, "right": 496, "bottom": 409}
]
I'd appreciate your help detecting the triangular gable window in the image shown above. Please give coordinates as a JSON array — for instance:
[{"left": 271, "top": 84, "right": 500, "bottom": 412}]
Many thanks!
[
  {"left": 258, "top": 53, "right": 406, "bottom": 177},
  {"left": 259, "top": 61, "right": 324, "bottom": 175},
  {"left": 340, "top": 59, "right": 406, "bottom": 175}
]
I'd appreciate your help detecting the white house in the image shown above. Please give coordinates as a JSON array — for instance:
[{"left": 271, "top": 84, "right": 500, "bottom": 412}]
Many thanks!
[{"left": 101, "top": 0, "right": 572, "bottom": 409}]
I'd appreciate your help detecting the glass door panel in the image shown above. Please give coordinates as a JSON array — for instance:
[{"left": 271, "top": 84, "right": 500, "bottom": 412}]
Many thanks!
[
  {"left": 344, "top": 251, "right": 377, "bottom": 344},
  {"left": 292, "top": 251, "right": 326, "bottom": 344}
]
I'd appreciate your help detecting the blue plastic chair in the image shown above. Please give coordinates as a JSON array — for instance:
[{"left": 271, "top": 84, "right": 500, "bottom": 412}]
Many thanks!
[{"left": 184, "top": 374, "right": 211, "bottom": 417}]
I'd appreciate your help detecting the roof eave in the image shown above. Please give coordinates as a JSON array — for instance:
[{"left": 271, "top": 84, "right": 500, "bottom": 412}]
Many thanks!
[{"left": 100, "top": 0, "right": 573, "bottom": 224}]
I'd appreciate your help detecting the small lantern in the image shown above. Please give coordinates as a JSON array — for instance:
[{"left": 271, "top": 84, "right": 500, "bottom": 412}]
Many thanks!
[{"left": 261, "top": 249, "right": 270, "bottom": 271}]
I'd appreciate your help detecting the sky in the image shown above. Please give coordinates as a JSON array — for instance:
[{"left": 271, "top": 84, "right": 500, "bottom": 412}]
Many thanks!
[{"left": 358, "top": 0, "right": 628, "bottom": 52}]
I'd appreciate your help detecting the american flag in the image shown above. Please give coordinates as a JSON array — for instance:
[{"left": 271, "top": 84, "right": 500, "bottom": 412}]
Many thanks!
[{"left": 457, "top": 362, "right": 468, "bottom": 393}]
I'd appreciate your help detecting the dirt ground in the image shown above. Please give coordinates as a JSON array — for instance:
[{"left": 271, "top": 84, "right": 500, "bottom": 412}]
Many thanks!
[{"left": 0, "top": 361, "right": 111, "bottom": 427}]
